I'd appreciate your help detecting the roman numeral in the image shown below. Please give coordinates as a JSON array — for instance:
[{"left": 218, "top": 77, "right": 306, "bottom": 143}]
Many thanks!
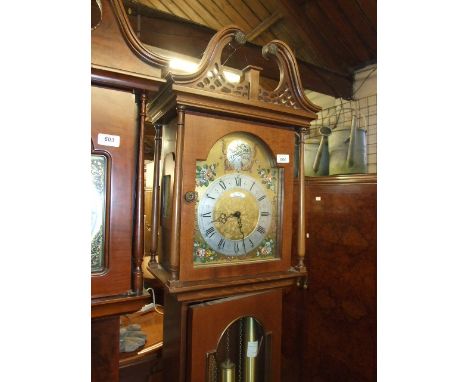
[
  {"left": 250, "top": 181, "right": 255, "bottom": 191},
  {"left": 256, "top": 226, "right": 266, "bottom": 234},
  {"left": 217, "top": 238, "right": 225, "bottom": 249},
  {"left": 234, "top": 242, "right": 239, "bottom": 254},
  {"left": 201, "top": 211, "right": 211, "bottom": 218},
  {"left": 219, "top": 180, "right": 226, "bottom": 190},
  {"left": 206, "top": 194, "right": 215, "bottom": 200},
  {"left": 260, "top": 211, "right": 270, "bottom": 216},
  {"left": 257, "top": 195, "right": 266, "bottom": 202},
  {"left": 205, "top": 227, "right": 215, "bottom": 238},
  {"left": 249, "top": 238, "right": 254, "bottom": 248},
  {"left": 235, "top": 176, "right": 242, "bottom": 187}
]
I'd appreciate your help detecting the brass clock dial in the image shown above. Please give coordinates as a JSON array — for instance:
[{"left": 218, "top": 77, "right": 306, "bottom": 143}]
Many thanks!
[{"left": 193, "top": 132, "right": 282, "bottom": 266}]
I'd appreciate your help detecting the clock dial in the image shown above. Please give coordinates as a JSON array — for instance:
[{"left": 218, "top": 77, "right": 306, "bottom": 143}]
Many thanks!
[
  {"left": 197, "top": 174, "right": 272, "bottom": 256},
  {"left": 193, "top": 132, "right": 282, "bottom": 266}
]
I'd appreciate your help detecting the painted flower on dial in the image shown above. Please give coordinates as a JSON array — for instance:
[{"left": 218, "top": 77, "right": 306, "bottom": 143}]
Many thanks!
[
  {"left": 256, "top": 238, "right": 274, "bottom": 257},
  {"left": 193, "top": 241, "right": 217, "bottom": 263},
  {"left": 196, "top": 248, "right": 206, "bottom": 258},
  {"left": 257, "top": 167, "right": 276, "bottom": 191},
  {"left": 196, "top": 163, "right": 217, "bottom": 187}
]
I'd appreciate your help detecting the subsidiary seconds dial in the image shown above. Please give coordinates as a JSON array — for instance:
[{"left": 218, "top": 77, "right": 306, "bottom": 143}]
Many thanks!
[{"left": 197, "top": 173, "right": 272, "bottom": 256}]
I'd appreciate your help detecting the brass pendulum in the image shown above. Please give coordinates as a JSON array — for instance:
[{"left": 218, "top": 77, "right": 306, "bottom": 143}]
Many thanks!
[{"left": 243, "top": 317, "right": 258, "bottom": 382}]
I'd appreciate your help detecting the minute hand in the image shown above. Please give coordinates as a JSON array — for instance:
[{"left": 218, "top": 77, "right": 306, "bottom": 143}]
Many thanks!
[{"left": 235, "top": 213, "right": 247, "bottom": 253}]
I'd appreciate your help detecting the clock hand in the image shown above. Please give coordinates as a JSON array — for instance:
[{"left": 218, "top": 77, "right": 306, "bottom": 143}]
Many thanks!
[
  {"left": 210, "top": 212, "right": 229, "bottom": 224},
  {"left": 235, "top": 213, "right": 247, "bottom": 254},
  {"left": 210, "top": 212, "right": 238, "bottom": 224}
]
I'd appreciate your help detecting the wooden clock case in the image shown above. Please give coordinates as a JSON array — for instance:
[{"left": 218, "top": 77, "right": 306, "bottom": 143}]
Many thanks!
[
  {"left": 91, "top": 2, "right": 320, "bottom": 380},
  {"left": 145, "top": 27, "right": 320, "bottom": 381},
  {"left": 155, "top": 109, "right": 296, "bottom": 283},
  {"left": 91, "top": 1, "right": 167, "bottom": 380}
]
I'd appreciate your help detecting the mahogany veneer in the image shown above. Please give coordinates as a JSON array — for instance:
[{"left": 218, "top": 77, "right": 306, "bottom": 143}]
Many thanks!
[{"left": 282, "top": 175, "right": 377, "bottom": 382}]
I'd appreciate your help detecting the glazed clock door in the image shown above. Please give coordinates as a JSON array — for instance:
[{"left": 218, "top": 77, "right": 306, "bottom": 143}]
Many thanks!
[
  {"left": 194, "top": 132, "right": 282, "bottom": 266},
  {"left": 178, "top": 112, "right": 295, "bottom": 282}
]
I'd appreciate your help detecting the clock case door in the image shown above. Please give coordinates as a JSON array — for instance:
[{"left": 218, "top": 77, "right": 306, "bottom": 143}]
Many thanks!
[
  {"left": 91, "top": 86, "right": 137, "bottom": 298},
  {"left": 187, "top": 289, "right": 282, "bottom": 382},
  {"left": 178, "top": 112, "right": 295, "bottom": 282}
]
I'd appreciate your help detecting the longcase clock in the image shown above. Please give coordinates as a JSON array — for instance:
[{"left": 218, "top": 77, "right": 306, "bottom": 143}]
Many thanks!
[{"left": 146, "top": 26, "right": 320, "bottom": 382}]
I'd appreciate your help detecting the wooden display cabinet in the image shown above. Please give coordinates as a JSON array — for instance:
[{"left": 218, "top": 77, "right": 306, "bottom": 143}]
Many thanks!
[{"left": 90, "top": 1, "right": 164, "bottom": 379}]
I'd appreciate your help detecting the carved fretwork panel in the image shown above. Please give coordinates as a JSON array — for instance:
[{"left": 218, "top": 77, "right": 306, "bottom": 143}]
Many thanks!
[
  {"left": 195, "top": 62, "right": 250, "bottom": 98},
  {"left": 258, "top": 85, "right": 298, "bottom": 109}
]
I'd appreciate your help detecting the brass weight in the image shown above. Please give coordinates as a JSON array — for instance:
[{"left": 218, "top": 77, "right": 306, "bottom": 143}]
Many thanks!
[{"left": 220, "top": 359, "right": 236, "bottom": 382}]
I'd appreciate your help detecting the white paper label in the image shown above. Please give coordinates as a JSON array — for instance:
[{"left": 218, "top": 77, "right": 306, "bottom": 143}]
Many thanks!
[
  {"left": 247, "top": 341, "right": 258, "bottom": 358},
  {"left": 98, "top": 133, "right": 120, "bottom": 147},
  {"left": 277, "top": 154, "right": 289, "bottom": 164}
]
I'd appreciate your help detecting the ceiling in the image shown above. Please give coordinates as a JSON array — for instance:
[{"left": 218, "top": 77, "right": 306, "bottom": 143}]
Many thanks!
[{"left": 122, "top": 0, "right": 376, "bottom": 99}]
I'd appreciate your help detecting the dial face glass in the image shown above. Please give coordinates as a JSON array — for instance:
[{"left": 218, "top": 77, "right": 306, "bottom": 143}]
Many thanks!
[
  {"left": 91, "top": 154, "right": 107, "bottom": 273},
  {"left": 193, "top": 132, "right": 283, "bottom": 267}
]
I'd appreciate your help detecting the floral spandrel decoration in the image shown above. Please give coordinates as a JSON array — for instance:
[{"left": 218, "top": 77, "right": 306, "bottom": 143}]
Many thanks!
[
  {"left": 257, "top": 167, "right": 276, "bottom": 191},
  {"left": 196, "top": 163, "right": 217, "bottom": 187},
  {"left": 193, "top": 241, "right": 218, "bottom": 264},
  {"left": 256, "top": 238, "right": 275, "bottom": 258}
]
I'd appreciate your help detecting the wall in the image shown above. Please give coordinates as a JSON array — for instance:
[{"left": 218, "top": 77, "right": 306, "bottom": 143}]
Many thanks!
[{"left": 354, "top": 65, "right": 377, "bottom": 173}]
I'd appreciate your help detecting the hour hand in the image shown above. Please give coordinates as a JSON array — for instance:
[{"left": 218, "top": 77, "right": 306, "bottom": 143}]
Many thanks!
[{"left": 211, "top": 212, "right": 229, "bottom": 224}]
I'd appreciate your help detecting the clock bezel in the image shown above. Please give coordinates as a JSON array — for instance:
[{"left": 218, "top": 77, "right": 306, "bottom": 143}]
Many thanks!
[{"left": 195, "top": 172, "right": 277, "bottom": 260}]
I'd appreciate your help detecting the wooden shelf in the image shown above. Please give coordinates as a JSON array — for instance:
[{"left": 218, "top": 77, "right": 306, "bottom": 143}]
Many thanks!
[
  {"left": 92, "top": 293, "right": 151, "bottom": 319},
  {"left": 119, "top": 309, "right": 164, "bottom": 367},
  {"left": 119, "top": 309, "right": 164, "bottom": 382}
]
